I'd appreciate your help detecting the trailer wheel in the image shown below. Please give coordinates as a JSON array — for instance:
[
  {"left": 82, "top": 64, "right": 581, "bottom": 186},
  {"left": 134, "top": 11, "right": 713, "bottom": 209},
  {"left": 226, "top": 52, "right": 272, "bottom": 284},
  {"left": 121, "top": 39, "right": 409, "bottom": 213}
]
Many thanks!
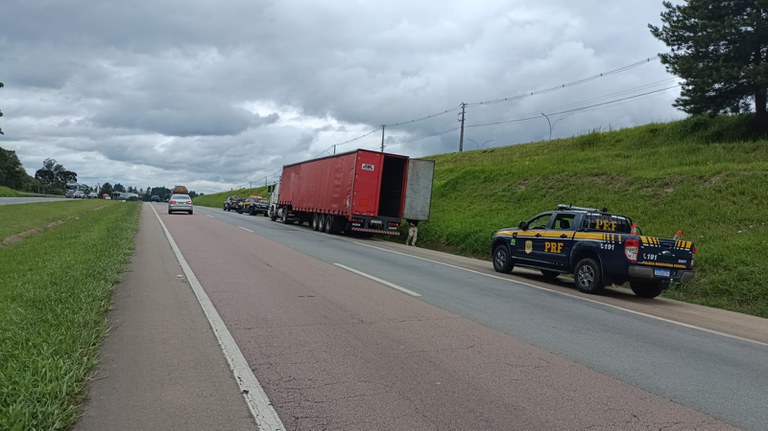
[
  {"left": 312, "top": 213, "right": 319, "bottom": 231},
  {"left": 574, "top": 258, "right": 605, "bottom": 294},
  {"left": 324, "top": 215, "right": 334, "bottom": 233},
  {"left": 317, "top": 214, "right": 326, "bottom": 231}
]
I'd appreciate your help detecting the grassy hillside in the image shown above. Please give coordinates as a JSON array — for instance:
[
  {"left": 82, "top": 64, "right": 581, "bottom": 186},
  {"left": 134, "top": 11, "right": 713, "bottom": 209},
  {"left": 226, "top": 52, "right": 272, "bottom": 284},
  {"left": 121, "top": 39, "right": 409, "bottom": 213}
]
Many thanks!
[{"left": 195, "top": 115, "right": 767, "bottom": 317}]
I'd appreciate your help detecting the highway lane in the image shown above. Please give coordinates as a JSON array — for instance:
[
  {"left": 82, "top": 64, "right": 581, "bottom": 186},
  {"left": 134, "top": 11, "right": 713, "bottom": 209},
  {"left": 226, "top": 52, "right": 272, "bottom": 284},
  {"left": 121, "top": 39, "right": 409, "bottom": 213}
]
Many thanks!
[
  {"left": 160, "top": 203, "right": 766, "bottom": 430},
  {"left": 0, "top": 196, "right": 67, "bottom": 205}
]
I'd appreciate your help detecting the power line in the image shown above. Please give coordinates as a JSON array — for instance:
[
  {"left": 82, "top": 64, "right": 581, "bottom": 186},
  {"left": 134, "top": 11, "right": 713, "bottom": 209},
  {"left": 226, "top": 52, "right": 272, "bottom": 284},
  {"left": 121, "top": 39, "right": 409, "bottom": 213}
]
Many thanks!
[{"left": 466, "top": 56, "right": 660, "bottom": 107}]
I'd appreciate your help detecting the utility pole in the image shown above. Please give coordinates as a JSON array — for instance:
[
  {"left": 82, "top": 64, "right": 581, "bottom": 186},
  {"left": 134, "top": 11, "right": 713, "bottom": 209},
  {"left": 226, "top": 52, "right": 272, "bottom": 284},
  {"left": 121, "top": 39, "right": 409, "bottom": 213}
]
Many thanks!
[
  {"left": 458, "top": 103, "right": 466, "bottom": 152},
  {"left": 380, "top": 125, "right": 386, "bottom": 152}
]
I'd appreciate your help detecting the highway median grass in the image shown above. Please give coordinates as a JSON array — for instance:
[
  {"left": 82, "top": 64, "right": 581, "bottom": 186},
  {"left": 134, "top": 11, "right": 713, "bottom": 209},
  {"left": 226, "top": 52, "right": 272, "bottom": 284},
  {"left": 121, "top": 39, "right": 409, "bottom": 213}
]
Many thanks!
[{"left": 0, "top": 200, "right": 140, "bottom": 430}]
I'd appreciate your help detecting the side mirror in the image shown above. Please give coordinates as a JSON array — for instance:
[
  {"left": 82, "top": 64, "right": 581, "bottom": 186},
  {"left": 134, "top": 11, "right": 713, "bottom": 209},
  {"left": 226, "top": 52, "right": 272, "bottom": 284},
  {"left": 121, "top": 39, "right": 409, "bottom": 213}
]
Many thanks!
[{"left": 518, "top": 221, "right": 528, "bottom": 230}]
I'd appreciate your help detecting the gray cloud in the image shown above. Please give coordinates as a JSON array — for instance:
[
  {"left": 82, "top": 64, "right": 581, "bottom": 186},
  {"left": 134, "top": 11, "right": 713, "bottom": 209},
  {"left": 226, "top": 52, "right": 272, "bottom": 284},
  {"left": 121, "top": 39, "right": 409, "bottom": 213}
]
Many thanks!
[{"left": 0, "top": 0, "right": 684, "bottom": 194}]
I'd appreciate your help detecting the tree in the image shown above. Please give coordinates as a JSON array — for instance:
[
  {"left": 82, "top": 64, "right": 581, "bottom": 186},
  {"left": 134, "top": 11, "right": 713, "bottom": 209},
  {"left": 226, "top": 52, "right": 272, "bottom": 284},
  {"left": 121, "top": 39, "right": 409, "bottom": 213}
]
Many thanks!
[
  {"left": 35, "top": 158, "right": 77, "bottom": 194},
  {"left": 113, "top": 183, "right": 125, "bottom": 193},
  {"left": 100, "top": 182, "right": 113, "bottom": 197},
  {"left": 0, "top": 147, "right": 31, "bottom": 189},
  {"left": 649, "top": 1, "right": 768, "bottom": 128}
]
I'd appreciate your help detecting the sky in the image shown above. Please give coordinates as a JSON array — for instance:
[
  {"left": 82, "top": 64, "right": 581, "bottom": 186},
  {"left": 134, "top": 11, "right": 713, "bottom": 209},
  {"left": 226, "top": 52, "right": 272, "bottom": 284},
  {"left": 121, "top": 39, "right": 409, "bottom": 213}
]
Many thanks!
[{"left": 0, "top": 0, "right": 686, "bottom": 195}]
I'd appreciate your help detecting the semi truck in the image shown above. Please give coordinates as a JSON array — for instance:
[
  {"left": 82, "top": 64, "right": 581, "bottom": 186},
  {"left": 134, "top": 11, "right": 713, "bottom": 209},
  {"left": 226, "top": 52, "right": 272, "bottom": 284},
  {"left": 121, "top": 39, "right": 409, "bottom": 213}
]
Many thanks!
[{"left": 268, "top": 149, "right": 434, "bottom": 235}]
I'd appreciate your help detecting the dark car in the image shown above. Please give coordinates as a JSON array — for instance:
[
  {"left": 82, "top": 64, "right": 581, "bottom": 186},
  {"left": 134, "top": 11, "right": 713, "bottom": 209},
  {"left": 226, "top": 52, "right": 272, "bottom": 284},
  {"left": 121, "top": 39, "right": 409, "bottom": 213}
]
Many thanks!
[
  {"left": 151, "top": 195, "right": 160, "bottom": 202},
  {"left": 241, "top": 196, "right": 270, "bottom": 216},
  {"left": 224, "top": 195, "right": 241, "bottom": 211}
]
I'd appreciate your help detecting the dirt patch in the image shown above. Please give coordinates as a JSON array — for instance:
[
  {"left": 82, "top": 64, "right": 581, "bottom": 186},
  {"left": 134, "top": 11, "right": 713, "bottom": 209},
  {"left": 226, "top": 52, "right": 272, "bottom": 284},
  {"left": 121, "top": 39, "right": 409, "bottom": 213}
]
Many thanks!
[{"left": 1, "top": 220, "right": 65, "bottom": 248}]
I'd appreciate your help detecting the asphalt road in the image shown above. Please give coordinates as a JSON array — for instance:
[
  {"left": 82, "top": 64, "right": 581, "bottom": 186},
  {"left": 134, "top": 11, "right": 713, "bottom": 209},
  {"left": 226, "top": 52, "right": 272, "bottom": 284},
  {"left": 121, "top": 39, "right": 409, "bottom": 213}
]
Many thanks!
[
  {"left": 144, "top": 203, "right": 766, "bottom": 430},
  {"left": 74, "top": 203, "right": 768, "bottom": 430},
  {"left": 0, "top": 196, "right": 66, "bottom": 205}
]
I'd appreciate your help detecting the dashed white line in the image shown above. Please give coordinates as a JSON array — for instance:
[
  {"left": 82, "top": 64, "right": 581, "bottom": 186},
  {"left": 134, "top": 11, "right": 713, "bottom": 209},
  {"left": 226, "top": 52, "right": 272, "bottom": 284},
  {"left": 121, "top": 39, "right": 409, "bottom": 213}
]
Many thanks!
[
  {"left": 334, "top": 263, "right": 422, "bottom": 297},
  {"left": 239, "top": 226, "right": 254, "bottom": 233},
  {"left": 352, "top": 241, "right": 768, "bottom": 348}
]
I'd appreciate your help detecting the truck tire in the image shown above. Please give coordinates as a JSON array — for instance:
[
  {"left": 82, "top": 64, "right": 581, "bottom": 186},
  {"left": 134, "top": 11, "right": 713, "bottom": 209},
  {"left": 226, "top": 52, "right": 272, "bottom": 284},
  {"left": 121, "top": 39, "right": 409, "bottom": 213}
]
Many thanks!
[
  {"left": 324, "top": 215, "right": 334, "bottom": 233},
  {"left": 318, "top": 214, "right": 326, "bottom": 231},
  {"left": 281, "top": 208, "right": 291, "bottom": 224},
  {"left": 312, "top": 213, "right": 319, "bottom": 231},
  {"left": 492, "top": 244, "right": 514, "bottom": 273},
  {"left": 574, "top": 258, "right": 604, "bottom": 294},
  {"left": 629, "top": 280, "right": 670, "bottom": 298}
]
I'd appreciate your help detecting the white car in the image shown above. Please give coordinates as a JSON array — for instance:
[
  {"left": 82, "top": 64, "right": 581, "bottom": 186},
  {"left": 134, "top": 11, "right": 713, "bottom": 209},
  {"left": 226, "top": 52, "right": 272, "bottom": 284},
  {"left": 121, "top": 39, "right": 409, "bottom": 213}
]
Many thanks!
[{"left": 168, "top": 194, "right": 193, "bottom": 214}]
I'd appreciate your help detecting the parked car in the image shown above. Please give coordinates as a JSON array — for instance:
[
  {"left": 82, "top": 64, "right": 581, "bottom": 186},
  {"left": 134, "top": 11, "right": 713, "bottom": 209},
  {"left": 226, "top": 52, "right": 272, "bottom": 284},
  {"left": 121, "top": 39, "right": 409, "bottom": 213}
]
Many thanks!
[
  {"left": 223, "top": 195, "right": 241, "bottom": 211},
  {"left": 168, "top": 194, "right": 193, "bottom": 214},
  {"left": 151, "top": 195, "right": 160, "bottom": 202},
  {"left": 88, "top": 192, "right": 98, "bottom": 199}
]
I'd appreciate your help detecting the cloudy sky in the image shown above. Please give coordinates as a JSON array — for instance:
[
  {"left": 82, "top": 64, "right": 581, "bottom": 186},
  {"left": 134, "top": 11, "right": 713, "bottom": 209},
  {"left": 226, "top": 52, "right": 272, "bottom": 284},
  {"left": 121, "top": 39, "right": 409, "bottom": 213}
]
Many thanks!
[{"left": 0, "top": 0, "right": 685, "bottom": 195}]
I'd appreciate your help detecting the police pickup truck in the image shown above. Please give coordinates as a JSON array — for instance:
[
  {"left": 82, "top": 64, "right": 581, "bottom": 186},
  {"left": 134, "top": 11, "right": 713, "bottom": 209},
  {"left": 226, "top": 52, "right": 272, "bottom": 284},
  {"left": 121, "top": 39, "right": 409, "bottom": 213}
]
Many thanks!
[{"left": 491, "top": 205, "right": 696, "bottom": 298}]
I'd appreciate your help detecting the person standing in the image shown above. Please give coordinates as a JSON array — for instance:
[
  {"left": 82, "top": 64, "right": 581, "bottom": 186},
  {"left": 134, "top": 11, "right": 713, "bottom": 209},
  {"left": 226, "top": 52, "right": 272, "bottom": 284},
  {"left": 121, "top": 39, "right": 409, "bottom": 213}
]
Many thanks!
[{"left": 406, "top": 221, "right": 418, "bottom": 246}]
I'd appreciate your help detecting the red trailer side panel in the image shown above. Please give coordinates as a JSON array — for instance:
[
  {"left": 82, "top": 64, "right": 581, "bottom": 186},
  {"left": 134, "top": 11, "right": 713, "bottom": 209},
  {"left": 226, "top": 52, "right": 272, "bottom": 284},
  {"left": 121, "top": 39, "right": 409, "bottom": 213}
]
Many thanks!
[{"left": 279, "top": 152, "right": 358, "bottom": 215}]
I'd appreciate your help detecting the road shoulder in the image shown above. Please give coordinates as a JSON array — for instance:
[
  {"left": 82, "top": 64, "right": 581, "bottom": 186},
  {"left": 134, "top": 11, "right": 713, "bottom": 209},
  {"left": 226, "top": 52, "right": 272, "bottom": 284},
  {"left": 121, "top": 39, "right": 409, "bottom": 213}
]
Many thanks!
[{"left": 75, "top": 204, "right": 256, "bottom": 431}]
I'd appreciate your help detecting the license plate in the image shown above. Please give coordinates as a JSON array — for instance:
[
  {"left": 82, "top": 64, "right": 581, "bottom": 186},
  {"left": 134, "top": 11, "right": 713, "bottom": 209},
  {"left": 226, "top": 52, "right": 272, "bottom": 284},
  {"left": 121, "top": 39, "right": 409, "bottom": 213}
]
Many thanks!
[{"left": 654, "top": 268, "right": 671, "bottom": 278}]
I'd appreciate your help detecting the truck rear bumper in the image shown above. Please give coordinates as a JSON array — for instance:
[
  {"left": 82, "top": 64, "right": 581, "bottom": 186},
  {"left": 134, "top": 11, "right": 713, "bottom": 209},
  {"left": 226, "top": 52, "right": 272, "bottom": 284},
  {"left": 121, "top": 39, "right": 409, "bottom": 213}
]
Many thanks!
[{"left": 628, "top": 265, "right": 695, "bottom": 283}]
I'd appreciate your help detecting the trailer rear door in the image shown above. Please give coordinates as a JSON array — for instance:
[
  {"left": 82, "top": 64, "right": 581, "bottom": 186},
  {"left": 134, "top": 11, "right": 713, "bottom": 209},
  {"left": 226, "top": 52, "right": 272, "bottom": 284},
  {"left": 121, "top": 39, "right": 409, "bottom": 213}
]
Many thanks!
[{"left": 403, "top": 159, "right": 435, "bottom": 221}]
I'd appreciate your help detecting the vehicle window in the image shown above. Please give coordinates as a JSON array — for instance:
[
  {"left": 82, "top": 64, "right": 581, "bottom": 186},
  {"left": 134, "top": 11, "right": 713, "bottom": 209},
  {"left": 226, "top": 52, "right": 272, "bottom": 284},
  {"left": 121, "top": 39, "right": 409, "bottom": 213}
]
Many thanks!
[
  {"left": 171, "top": 194, "right": 190, "bottom": 200},
  {"left": 553, "top": 213, "right": 575, "bottom": 230},
  {"left": 527, "top": 213, "right": 552, "bottom": 230}
]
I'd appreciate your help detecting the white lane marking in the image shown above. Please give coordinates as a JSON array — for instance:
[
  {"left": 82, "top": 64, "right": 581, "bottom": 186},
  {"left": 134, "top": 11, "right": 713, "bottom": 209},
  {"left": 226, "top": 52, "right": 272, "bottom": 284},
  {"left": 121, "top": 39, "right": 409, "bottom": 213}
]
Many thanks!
[
  {"left": 206, "top": 214, "right": 215, "bottom": 219},
  {"left": 239, "top": 226, "right": 254, "bottom": 233},
  {"left": 150, "top": 205, "right": 285, "bottom": 430},
  {"left": 334, "top": 263, "right": 422, "bottom": 297},
  {"left": 353, "top": 241, "right": 768, "bottom": 348}
]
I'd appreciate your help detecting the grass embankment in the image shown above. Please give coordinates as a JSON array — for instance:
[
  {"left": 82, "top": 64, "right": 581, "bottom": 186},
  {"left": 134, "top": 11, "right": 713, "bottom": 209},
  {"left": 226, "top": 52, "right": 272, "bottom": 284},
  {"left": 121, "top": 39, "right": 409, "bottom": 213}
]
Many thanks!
[
  {"left": 0, "top": 200, "right": 141, "bottom": 430},
  {"left": 195, "top": 115, "right": 768, "bottom": 318},
  {"left": 0, "top": 186, "right": 21, "bottom": 197}
]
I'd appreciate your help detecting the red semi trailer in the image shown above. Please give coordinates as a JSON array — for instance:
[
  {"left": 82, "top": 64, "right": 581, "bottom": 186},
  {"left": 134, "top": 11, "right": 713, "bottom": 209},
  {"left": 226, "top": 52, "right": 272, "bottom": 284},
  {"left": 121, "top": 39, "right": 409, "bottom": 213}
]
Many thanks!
[{"left": 268, "top": 149, "right": 434, "bottom": 235}]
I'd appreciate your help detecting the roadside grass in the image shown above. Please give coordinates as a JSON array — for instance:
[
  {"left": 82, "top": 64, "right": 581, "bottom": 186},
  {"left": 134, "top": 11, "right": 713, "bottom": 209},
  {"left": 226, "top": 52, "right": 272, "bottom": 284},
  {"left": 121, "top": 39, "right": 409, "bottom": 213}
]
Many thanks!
[
  {"left": 0, "top": 199, "right": 110, "bottom": 241},
  {"left": 0, "top": 200, "right": 140, "bottom": 430},
  {"left": 0, "top": 186, "right": 21, "bottom": 197}
]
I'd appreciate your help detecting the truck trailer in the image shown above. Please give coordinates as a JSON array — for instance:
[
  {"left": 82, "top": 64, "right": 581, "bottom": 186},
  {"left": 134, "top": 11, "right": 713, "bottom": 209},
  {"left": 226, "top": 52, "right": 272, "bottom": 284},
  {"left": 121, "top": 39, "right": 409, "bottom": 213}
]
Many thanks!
[{"left": 268, "top": 149, "right": 434, "bottom": 235}]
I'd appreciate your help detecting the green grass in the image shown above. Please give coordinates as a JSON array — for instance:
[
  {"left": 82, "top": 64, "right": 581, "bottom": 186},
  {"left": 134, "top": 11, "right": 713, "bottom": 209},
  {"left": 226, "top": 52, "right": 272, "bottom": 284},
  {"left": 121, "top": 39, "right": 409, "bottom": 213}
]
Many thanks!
[
  {"left": 0, "top": 200, "right": 140, "bottom": 430},
  {"left": 0, "top": 186, "right": 21, "bottom": 197}
]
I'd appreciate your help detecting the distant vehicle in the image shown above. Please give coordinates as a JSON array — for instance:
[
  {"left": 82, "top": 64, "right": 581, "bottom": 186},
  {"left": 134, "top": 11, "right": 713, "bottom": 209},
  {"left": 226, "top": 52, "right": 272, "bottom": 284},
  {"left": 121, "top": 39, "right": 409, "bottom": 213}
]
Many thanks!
[
  {"left": 172, "top": 185, "right": 188, "bottom": 194},
  {"left": 151, "top": 195, "right": 160, "bottom": 202},
  {"left": 103, "top": 193, "right": 111, "bottom": 200},
  {"left": 168, "top": 194, "right": 193, "bottom": 214},
  {"left": 88, "top": 192, "right": 98, "bottom": 199},
  {"left": 73, "top": 190, "right": 85, "bottom": 198},
  {"left": 236, "top": 195, "right": 268, "bottom": 215},
  {"left": 65, "top": 182, "right": 79, "bottom": 198},
  {"left": 223, "top": 195, "right": 241, "bottom": 212}
]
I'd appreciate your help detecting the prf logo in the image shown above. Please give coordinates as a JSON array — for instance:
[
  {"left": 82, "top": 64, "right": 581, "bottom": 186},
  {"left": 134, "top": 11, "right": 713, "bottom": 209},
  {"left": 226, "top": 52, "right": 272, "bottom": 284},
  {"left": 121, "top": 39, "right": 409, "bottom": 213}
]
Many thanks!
[
  {"left": 361, "top": 163, "right": 375, "bottom": 171},
  {"left": 525, "top": 240, "right": 533, "bottom": 254}
]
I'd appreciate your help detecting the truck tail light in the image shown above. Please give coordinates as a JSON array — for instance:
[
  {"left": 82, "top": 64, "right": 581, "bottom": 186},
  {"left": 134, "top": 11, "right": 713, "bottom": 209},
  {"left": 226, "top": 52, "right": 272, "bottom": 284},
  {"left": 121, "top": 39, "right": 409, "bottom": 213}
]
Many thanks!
[{"left": 624, "top": 238, "right": 639, "bottom": 263}]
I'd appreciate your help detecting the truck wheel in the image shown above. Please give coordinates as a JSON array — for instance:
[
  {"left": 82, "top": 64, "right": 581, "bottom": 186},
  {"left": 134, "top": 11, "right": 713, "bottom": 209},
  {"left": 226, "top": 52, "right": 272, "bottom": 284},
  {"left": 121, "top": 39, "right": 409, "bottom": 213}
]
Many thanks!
[
  {"left": 492, "top": 244, "right": 514, "bottom": 273},
  {"left": 541, "top": 270, "right": 560, "bottom": 279},
  {"left": 281, "top": 208, "right": 291, "bottom": 224},
  {"left": 324, "top": 215, "right": 334, "bottom": 233},
  {"left": 574, "top": 258, "right": 604, "bottom": 294},
  {"left": 312, "top": 214, "right": 319, "bottom": 231},
  {"left": 629, "top": 280, "right": 670, "bottom": 298},
  {"left": 318, "top": 214, "right": 326, "bottom": 231}
]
